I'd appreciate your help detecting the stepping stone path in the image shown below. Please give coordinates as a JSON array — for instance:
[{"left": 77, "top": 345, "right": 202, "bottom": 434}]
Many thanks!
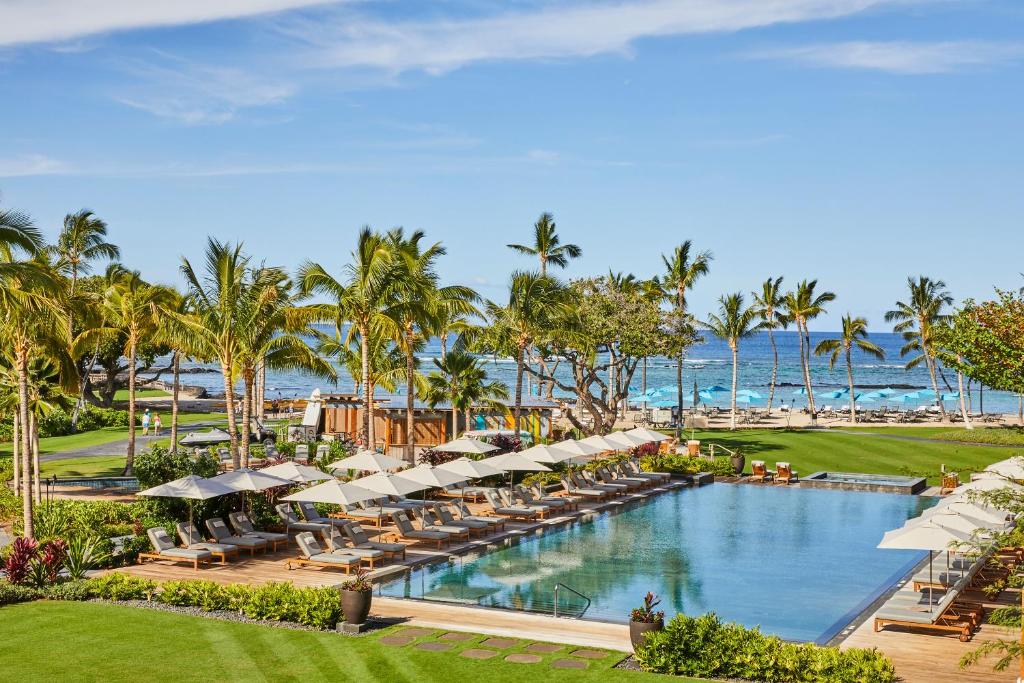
[
  {"left": 570, "top": 649, "right": 607, "bottom": 660},
  {"left": 551, "top": 659, "right": 588, "bottom": 670},
  {"left": 398, "top": 628, "right": 435, "bottom": 638},
  {"left": 415, "top": 642, "right": 454, "bottom": 652},
  {"left": 439, "top": 632, "right": 474, "bottom": 642},
  {"left": 505, "top": 654, "right": 543, "bottom": 664},
  {"left": 480, "top": 637, "right": 518, "bottom": 649},
  {"left": 525, "top": 643, "right": 561, "bottom": 653},
  {"left": 379, "top": 635, "right": 416, "bottom": 646},
  {"left": 459, "top": 649, "right": 499, "bottom": 660}
]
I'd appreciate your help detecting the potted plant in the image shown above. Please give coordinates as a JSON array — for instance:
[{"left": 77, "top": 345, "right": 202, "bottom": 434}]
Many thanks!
[
  {"left": 339, "top": 568, "right": 373, "bottom": 625},
  {"left": 730, "top": 448, "right": 745, "bottom": 475},
  {"left": 629, "top": 592, "right": 664, "bottom": 651}
]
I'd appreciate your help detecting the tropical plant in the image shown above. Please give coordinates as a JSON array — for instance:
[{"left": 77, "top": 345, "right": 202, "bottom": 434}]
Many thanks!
[
  {"left": 63, "top": 535, "right": 110, "bottom": 580},
  {"left": 339, "top": 567, "right": 372, "bottom": 593},
  {"left": 782, "top": 280, "right": 835, "bottom": 424},
  {"left": 814, "top": 315, "right": 885, "bottom": 424},
  {"left": 886, "top": 276, "right": 953, "bottom": 416},
  {"left": 752, "top": 277, "right": 789, "bottom": 414},
  {"left": 631, "top": 592, "right": 665, "bottom": 623},
  {"left": 424, "top": 348, "right": 508, "bottom": 437},
  {"left": 704, "top": 293, "right": 763, "bottom": 430},
  {"left": 506, "top": 212, "right": 581, "bottom": 276}
]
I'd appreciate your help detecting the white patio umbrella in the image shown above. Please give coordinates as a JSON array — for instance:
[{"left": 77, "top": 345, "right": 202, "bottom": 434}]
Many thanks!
[
  {"left": 433, "top": 437, "right": 499, "bottom": 455},
  {"left": 327, "top": 450, "right": 406, "bottom": 473},
  {"left": 479, "top": 452, "right": 551, "bottom": 487},
  {"left": 984, "top": 458, "right": 1024, "bottom": 480},
  {"left": 137, "top": 475, "right": 236, "bottom": 539},
  {"left": 518, "top": 443, "right": 578, "bottom": 465},
  {"left": 551, "top": 439, "right": 606, "bottom": 462},
  {"left": 953, "top": 477, "right": 1024, "bottom": 495},
  {"left": 602, "top": 431, "right": 648, "bottom": 449},
  {"left": 280, "top": 480, "right": 378, "bottom": 506},
  {"left": 398, "top": 464, "right": 468, "bottom": 491},
  {"left": 351, "top": 471, "right": 428, "bottom": 498},
  {"left": 624, "top": 427, "right": 671, "bottom": 443},
  {"left": 907, "top": 510, "right": 1005, "bottom": 535},
  {"left": 211, "top": 467, "right": 295, "bottom": 518},
  {"left": 579, "top": 434, "right": 618, "bottom": 452},
  {"left": 436, "top": 457, "right": 505, "bottom": 518},
  {"left": 926, "top": 499, "right": 1013, "bottom": 526},
  {"left": 260, "top": 462, "right": 333, "bottom": 484},
  {"left": 878, "top": 521, "right": 973, "bottom": 610}
]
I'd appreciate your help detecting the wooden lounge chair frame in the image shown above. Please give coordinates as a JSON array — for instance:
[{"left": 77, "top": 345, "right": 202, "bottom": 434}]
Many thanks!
[
  {"left": 283, "top": 555, "right": 359, "bottom": 574},
  {"left": 874, "top": 601, "right": 983, "bottom": 641},
  {"left": 138, "top": 551, "right": 210, "bottom": 571}
]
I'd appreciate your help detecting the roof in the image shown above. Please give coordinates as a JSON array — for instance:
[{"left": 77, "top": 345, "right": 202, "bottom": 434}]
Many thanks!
[{"left": 317, "top": 392, "right": 557, "bottom": 411}]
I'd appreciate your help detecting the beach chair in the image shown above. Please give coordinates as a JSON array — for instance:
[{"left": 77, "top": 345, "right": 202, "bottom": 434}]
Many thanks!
[
  {"left": 614, "top": 462, "right": 660, "bottom": 485},
  {"left": 275, "top": 503, "right": 331, "bottom": 535},
  {"left": 139, "top": 527, "right": 212, "bottom": 570},
  {"left": 205, "top": 518, "right": 268, "bottom": 555},
  {"left": 496, "top": 488, "right": 552, "bottom": 518},
  {"left": 285, "top": 532, "right": 360, "bottom": 574},
  {"left": 175, "top": 522, "right": 239, "bottom": 564},
  {"left": 410, "top": 507, "right": 471, "bottom": 541},
  {"left": 625, "top": 459, "right": 670, "bottom": 482},
  {"left": 337, "top": 502, "right": 392, "bottom": 528},
  {"left": 432, "top": 502, "right": 500, "bottom": 533},
  {"left": 572, "top": 470, "right": 622, "bottom": 496},
  {"left": 227, "top": 512, "right": 289, "bottom": 551},
  {"left": 749, "top": 461, "right": 773, "bottom": 483},
  {"left": 390, "top": 511, "right": 451, "bottom": 549},
  {"left": 529, "top": 482, "right": 582, "bottom": 507},
  {"left": 319, "top": 526, "right": 386, "bottom": 568},
  {"left": 583, "top": 469, "right": 631, "bottom": 493},
  {"left": 873, "top": 586, "right": 982, "bottom": 641},
  {"left": 425, "top": 502, "right": 490, "bottom": 536},
  {"left": 506, "top": 486, "right": 568, "bottom": 512},
  {"left": 297, "top": 501, "right": 350, "bottom": 529},
  {"left": 293, "top": 444, "right": 310, "bottom": 463},
  {"left": 343, "top": 522, "right": 407, "bottom": 560},
  {"left": 516, "top": 484, "right": 577, "bottom": 511},
  {"left": 775, "top": 462, "right": 798, "bottom": 484},
  {"left": 315, "top": 444, "right": 330, "bottom": 461},
  {"left": 559, "top": 475, "right": 607, "bottom": 501},
  {"left": 482, "top": 489, "right": 539, "bottom": 521},
  {"left": 451, "top": 501, "right": 507, "bottom": 531}
]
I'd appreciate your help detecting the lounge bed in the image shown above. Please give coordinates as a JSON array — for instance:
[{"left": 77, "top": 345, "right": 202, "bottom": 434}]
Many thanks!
[
  {"left": 175, "top": 522, "right": 240, "bottom": 564},
  {"left": 500, "top": 487, "right": 563, "bottom": 515},
  {"left": 227, "top": 512, "right": 289, "bottom": 551},
  {"left": 749, "top": 460, "right": 773, "bottom": 483},
  {"left": 139, "top": 527, "right": 212, "bottom": 570},
  {"left": 775, "top": 462, "right": 798, "bottom": 484},
  {"left": 874, "top": 586, "right": 983, "bottom": 641},
  {"left": 597, "top": 465, "right": 648, "bottom": 489},
  {"left": 451, "top": 501, "right": 507, "bottom": 531},
  {"left": 560, "top": 475, "right": 607, "bottom": 501},
  {"left": 515, "top": 484, "right": 578, "bottom": 511},
  {"left": 275, "top": 503, "right": 331, "bottom": 535},
  {"left": 285, "top": 532, "right": 360, "bottom": 574},
  {"left": 391, "top": 511, "right": 451, "bottom": 549},
  {"left": 319, "top": 526, "right": 386, "bottom": 568},
  {"left": 205, "top": 518, "right": 268, "bottom": 555},
  {"left": 532, "top": 482, "right": 582, "bottom": 507},
  {"left": 482, "top": 489, "right": 540, "bottom": 521},
  {"left": 344, "top": 522, "right": 407, "bottom": 561},
  {"left": 579, "top": 469, "right": 628, "bottom": 494},
  {"left": 424, "top": 503, "right": 490, "bottom": 536},
  {"left": 297, "top": 501, "right": 349, "bottom": 529}
]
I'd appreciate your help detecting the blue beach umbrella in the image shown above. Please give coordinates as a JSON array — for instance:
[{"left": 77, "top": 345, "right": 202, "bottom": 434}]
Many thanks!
[
  {"left": 704, "top": 384, "right": 729, "bottom": 393},
  {"left": 822, "top": 390, "right": 845, "bottom": 399},
  {"left": 658, "top": 384, "right": 679, "bottom": 394},
  {"left": 735, "top": 394, "right": 762, "bottom": 404},
  {"left": 792, "top": 387, "right": 807, "bottom": 396},
  {"left": 917, "top": 389, "right": 937, "bottom": 398},
  {"left": 877, "top": 388, "right": 897, "bottom": 396},
  {"left": 853, "top": 393, "right": 876, "bottom": 403},
  {"left": 940, "top": 392, "right": 960, "bottom": 402},
  {"left": 736, "top": 390, "right": 762, "bottom": 399},
  {"left": 698, "top": 390, "right": 716, "bottom": 402},
  {"left": 901, "top": 392, "right": 921, "bottom": 400},
  {"left": 651, "top": 399, "right": 678, "bottom": 408}
]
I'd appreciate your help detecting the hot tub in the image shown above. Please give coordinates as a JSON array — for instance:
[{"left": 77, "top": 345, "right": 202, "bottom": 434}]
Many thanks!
[{"left": 801, "top": 471, "right": 928, "bottom": 495}]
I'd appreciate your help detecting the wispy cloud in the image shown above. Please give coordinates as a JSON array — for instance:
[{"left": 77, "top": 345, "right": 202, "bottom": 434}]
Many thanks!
[
  {"left": 747, "top": 41, "right": 1024, "bottom": 74},
  {"left": 283, "top": 0, "right": 899, "bottom": 74},
  {"left": 0, "top": 0, "right": 344, "bottom": 47},
  {"left": 0, "top": 154, "right": 72, "bottom": 177},
  {"left": 0, "top": 155, "right": 371, "bottom": 178}
]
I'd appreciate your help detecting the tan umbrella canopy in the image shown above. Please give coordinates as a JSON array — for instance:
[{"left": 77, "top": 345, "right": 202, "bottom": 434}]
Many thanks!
[
  {"left": 212, "top": 468, "right": 293, "bottom": 492},
  {"left": 436, "top": 457, "right": 504, "bottom": 479},
  {"left": 433, "top": 437, "right": 499, "bottom": 455},
  {"left": 625, "top": 427, "right": 671, "bottom": 443},
  {"left": 551, "top": 439, "right": 605, "bottom": 461},
  {"left": 398, "top": 464, "right": 469, "bottom": 488},
  {"left": 602, "top": 431, "right": 648, "bottom": 449},
  {"left": 879, "top": 521, "right": 973, "bottom": 610},
  {"left": 327, "top": 450, "right": 406, "bottom": 473},
  {"left": 579, "top": 435, "right": 618, "bottom": 452},
  {"left": 984, "top": 458, "right": 1024, "bottom": 480},
  {"left": 351, "top": 472, "right": 427, "bottom": 498},
  {"left": 280, "top": 480, "right": 378, "bottom": 506},
  {"left": 952, "top": 477, "right": 1024, "bottom": 495},
  {"left": 137, "top": 475, "right": 236, "bottom": 535},
  {"left": 926, "top": 499, "right": 1012, "bottom": 525},
  {"left": 479, "top": 452, "right": 551, "bottom": 487},
  {"left": 260, "top": 462, "right": 333, "bottom": 484},
  {"left": 518, "top": 444, "right": 577, "bottom": 465},
  {"left": 907, "top": 510, "right": 1005, "bottom": 535}
]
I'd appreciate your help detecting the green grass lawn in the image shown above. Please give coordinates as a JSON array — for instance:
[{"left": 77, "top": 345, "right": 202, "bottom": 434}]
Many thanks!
[
  {"left": 688, "top": 428, "right": 1022, "bottom": 484},
  {"left": 0, "top": 601, "right": 670, "bottom": 683},
  {"left": 113, "top": 388, "right": 170, "bottom": 400},
  {"left": 40, "top": 455, "right": 127, "bottom": 478}
]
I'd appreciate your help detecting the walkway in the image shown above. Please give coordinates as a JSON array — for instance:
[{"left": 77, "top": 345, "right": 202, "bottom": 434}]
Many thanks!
[{"left": 40, "top": 422, "right": 221, "bottom": 462}]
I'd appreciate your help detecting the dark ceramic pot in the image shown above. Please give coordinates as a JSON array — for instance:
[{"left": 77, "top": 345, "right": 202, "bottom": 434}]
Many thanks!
[
  {"left": 629, "top": 619, "right": 664, "bottom": 652},
  {"left": 341, "top": 589, "right": 372, "bottom": 625},
  {"left": 731, "top": 454, "right": 745, "bottom": 475}
]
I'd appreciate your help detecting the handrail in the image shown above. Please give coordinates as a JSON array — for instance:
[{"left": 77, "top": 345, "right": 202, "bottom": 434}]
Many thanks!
[
  {"left": 553, "top": 582, "right": 591, "bottom": 618},
  {"left": 708, "top": 443, "right": 736, "bottom": 458}
]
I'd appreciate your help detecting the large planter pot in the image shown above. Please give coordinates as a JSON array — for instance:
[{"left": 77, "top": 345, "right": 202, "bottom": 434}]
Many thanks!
[
  {"left": 341, "top": 589, "right": 372, "bottom": 625},
  {"left": 629, "top": 619, "right": 664, "bottom": 652},
  {"left": 730, "top": 454, "right": 745, "bottom": 474}
]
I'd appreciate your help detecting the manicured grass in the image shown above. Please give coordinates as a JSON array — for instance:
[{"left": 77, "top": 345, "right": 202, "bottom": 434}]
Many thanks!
[
  {"left": 40, "top": 455, "right": 126, "bottom": 478},
  {"left": 0, "top": 601, "right": 670, "bottom": 683},
  {"left": 687, "top": 428, "right": 1021, "bottom": 484},
  {"left": 113, "top": 388, "right": 170, "bottom": 400}
]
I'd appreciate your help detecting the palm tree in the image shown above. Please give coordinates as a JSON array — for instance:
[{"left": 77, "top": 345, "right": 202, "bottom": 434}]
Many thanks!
[
  {"left": 752, "top": 277, "right": 789, "bottom": 415},
  {"left": 154, "top": 288, "right": 209, "bottom": 453},
  {"left": 486, "top": 271, "right": 570, "bottom": 433},
  {"left": 661, "top": 241, "right": 712, "bottom": 436},
  {"left": 885, "top": 276, "right": 952, "bottom": 416},
  {"left": 299, "top": 228, "right": 397, "bottom": 449},
  {"left": 101, "top": 270, "right": 174, "bottom": 474},
  {"left": 813, "top": 315, "right": 885, "bottom": 424},
  {"left": 782, "top": 280, "right": 835, "bottom": 425},
  {"left": 425, "top": 348, "right": 508, "bottom": 437},
  {"left": 507, "top": 212, "right": 582, "bottom": 276},
  {"left": 704, "top": 293, "right": 762, "bottom": 430}
]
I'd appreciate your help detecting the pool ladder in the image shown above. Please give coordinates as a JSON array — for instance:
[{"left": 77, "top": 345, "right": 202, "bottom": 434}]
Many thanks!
[{"left": 552, "top": 583, "right": 591, "bottom": 619}]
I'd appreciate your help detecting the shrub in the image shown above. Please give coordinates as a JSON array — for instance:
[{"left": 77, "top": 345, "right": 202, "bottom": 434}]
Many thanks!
[
  {"left": 636, "top": 612, "right": 897, "bottom": 683},
  {"left": 417, "top": 448, "right": 459, "bottom": 466},
  {"left": 43, "top": 579, "right": 94, "bottom": 601},
  {"left": 630, "top": 592, "right": 664, "bottom": 623},
  {"left": 0, "top": 581, "right": 41, "bottom": 606},
  {"left": 988, "top": 605, "right": 1022, "bottom": 628},
  {"left": 239, "top": 582, "right": 341, "bottom": 629},
  {"left": 159, "top": 580, "right": 233, "bottom": 611},
  {"left": 64, "top": 536, "right": 110, "bottom": 580},
  {"left": 488, "top": 434, "right": 522, "bottom": 454},
  {"left": 3, "top": 537, "right": 38, "bottom": 585},
  {"left": 640, "top": 454, "right": 733, "bottom": 477},
  {"left": 88, "top": 573, "right": 157, "bottom": 601}
]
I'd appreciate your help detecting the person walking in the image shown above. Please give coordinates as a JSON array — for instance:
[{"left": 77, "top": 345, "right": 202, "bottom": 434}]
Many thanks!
[
  {"left": 152, "top": 413, "right": 162, "bottom": 436},
  {"left": 141, "top": 408, "right": 151, "bottom": 436}
]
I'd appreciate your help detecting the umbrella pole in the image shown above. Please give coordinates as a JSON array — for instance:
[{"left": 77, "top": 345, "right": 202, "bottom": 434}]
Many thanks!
[{"left": 928, "top": 550, "right": 934, "bottom": 612}]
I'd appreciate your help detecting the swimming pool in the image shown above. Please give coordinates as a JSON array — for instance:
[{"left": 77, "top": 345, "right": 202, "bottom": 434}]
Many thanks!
[{"left": 378, "top": 484, "right": 936, "bottom": 643}]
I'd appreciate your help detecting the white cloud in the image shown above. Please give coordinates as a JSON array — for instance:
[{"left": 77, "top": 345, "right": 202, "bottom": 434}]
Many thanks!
[
  {"left": 0, "top": 154, "right": 72, "bottom": 177},
  {"left": 284, "top": 0, "right": 899, "bottom": 74},
  {"left": 524, "top": 149, "right": 561, "bottom": 164},
  {"left": 747, "top": 41, "right": 1024, "bottom": 74},
  {"left": 0, "top": 0, "right": 344, "bottom": 47}
]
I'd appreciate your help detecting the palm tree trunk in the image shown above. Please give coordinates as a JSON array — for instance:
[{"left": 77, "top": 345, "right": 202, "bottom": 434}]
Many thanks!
[
  {"left": 464, "top": 408, "right": 471, "bottom": 437},
  {"left": 440, "top": 333, "right": 448, "bottom": 361},
  {"left": 17, "top": 349, "right": 34, "bottom": 539},
  {"left": 514, "top": 342, "right": 526, "bottom": 433},
  {"left": 924, "top": 352, "right": 944, "bottom": 418},
  {"left": 124, "top": 340, "right": 137, "bottom": 476},
  {"left": 799, "top": 321, "right": 816, "bottom": 423},
  {"left": 766, "top": 327, "right": 778, "bottom": 415},
  {"left": 846, "top": 347, "right": 856, "bottom": 425},
  {"left": 170, "top": 351, "right": 180, "bottom": 453},
  {"left": 361, "top": 324, "right": 375, "bottom": 449},
  {"left": 675, "top": 350, "right": 683, "bottom": 440},
  {"left": 221, "top": 357, "right": 240, "bottom": 469},
  {"left": 257, "top": 361, "right": 266, "bottom": 420},
  {"left": 71, "top": 341, "right": 102, "bottom": 432},
  {"left": 12, "top": 413, "right": 19, "bottom": 497},
  {"left": 730, "top": 345, "right": 738, "bottom": 431},
  {"left": 956, "top": 364, "right": 972, "bottom": 429},
  {"left": 31, "top": 414, "right": 40, "bottom": 505},
  {"left": 241, "top": 371, "right": 253, "bottom": 468},
  {"left": 406, "top": 330, "right": 416, "bottom": 462},
  {"left": 452, "top": 405, "right": 458, "bottom": 442}
]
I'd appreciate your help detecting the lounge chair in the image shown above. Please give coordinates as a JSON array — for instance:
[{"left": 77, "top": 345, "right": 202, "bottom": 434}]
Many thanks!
[
  {"left": 775, "top": 462, "right": 798, "bottom": 484},
  {"left": 514, "top": 485, "right": 576, "bottom": 511},
  {"left": 294, "top": 444, "right": 309, "bottom": 463},
  {"left": 482, "top": 489, "right": 540, "bottom": 521},
  {"left": 874, "top": 586, "right": 982, "bottom": 641},
  {"left": 175, "top": 522, "right": 240, "bottom": 564},
  {"left": 500, "top": 486, "right": 561, "bottom": 513},
  {"left": 344, "top": 522, "right": 407, "bottom": 560},
  {"left": 579, "top": 469, "right": 628, "bottom": 494},
  {"left": 749, "top": 460, "right": 773, "bottom": 483},
  {"left": 319, "top": 526, "right": 386, "bottom": 568},
  {"left": 228, "top": 512, "right": 289, "bottom": 551},
  {"left": 297, "top": 501, "right": 350, "bottom": 529},
  {"left": 336, "top": 502, "right": 392, "bottom": 528},
  {"left": 205, "top": 518, "right": 268, "bottom": 555},
  {"left": 139, "top": 527, "right": 212, "bottom": 570},
  {"left": 275, "top": 503, "right": 331, "bottom": 535},
  {"left": 598, "top": 465, "right": 647, "bottom": 489},
  {"left": 530, "top": 482, "right": 582, "bottom": 507},
  {"left": 411, "top": 508, "right": 471, "bottom": 541},
  {"left": 425, "top": 503, "right": 490, "bottom": 536},
  {"left": 451, "top": 501, "right": 507, "bottom": 531},
  {"left": 560, "top": 475, "right": 607, "bottom": 501},
  {"left": 618, "top": 461, "right": 666, "bottom": 483},
  {"left": 285, "top": 532, "right": 360, "bottom": 573},
  {"left": 391, "top": 511, "right": 451, "bottom": 549}
]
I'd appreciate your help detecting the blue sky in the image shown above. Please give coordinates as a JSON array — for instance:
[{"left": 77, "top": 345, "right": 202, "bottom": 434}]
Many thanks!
[{"left": 1, "top": 0, "right": 1022, "bottom": 329}]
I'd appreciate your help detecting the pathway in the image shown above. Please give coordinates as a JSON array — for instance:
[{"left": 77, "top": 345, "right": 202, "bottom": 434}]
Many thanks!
[{"left": 40, "top": 422, "right": 221, "bottom": 462}]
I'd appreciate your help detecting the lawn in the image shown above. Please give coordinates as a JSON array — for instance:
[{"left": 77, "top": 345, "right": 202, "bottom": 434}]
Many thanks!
[
  {"left": 687, "top": 428, "right": 1021, "bottom": 484},
  {"left": 113, "top": 388, "right": 170, "bottom": 400},
  {"left": 0, "top": 601, "right": 671, "bottom": 683}
]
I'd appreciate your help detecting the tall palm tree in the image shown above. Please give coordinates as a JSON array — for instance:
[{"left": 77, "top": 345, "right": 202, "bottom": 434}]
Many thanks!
[
  {"left": 507, "top": 212, "right": 582, "bottom": 277},
  {"left": 154, "top": 288, "right": 210, "bottom": 453},
  {"left": 782, "top": 280, "right": 835, "bottom": 425},
  {"left": 101, "top": 270, "right": 174, "bottom": 474},
  {"left": 704, "top": 293, "right": 762, "bottom": 430},
  {"left": 813, "top": 315, "right": 885, "bottom": 424},
  {"left": 425, "top": 348, "right": 508, "bottom": 438},
  {"left": 486, "top": 271, "right": 570, "bottom": 433},
  {"left": 885, "top": 276, "right": 952, "bottom": 416},
  {"left": 299, "top": 228, "right": 397, "bottom": 449},
  {"left": 661, "top": 241, "right": 712, "bottom": 436},
  {"left": 752, "top": 277, "right": 789, "bottom": 415}
]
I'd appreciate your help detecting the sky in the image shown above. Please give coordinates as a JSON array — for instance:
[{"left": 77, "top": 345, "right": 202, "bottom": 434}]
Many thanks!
[{"left": 1, "top": 0, "right": 1022, "bottom": 330}]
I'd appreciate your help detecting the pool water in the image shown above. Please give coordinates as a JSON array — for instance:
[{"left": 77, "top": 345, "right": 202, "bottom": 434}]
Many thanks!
[{"left": 378, "top": 484, "right": 936, "bottom": 643}]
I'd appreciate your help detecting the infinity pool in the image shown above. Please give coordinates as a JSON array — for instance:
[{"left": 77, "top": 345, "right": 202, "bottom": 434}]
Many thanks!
[{"left": 378, "top": 484, "right": 936, "bottom": 643}]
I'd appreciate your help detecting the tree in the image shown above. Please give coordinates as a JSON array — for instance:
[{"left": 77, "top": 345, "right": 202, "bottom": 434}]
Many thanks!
[
  {"left": 507, "top": 212, "right": 582, "bottom": 277},
  {"left": 783, "top": 280, "right": 835, "bottom": 425},
  {"left": 661, "top": 241, "right": 712, "bottom": 437},
  {"left": 885, "top": 276, "right": 952, "bottom": 417},
  {"left": 704, "top": 293, "right": 762, "bottom": 430},
  {"left": 424, "top": 348, "right": 508, "bottom": 437},
  {"left": 752, "top": 277, "right": 789, "bottom": 415},
  {"left": 299, "top": 228, "right": 397, "bottom": 449},
  {"left": 813, "top": 315, "right": 885, "bottom": 424}
]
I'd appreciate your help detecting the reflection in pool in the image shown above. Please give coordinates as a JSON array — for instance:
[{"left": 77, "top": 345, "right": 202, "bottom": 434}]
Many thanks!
[{"left": 378, "top": 484, "right": 936, "bottom": 643}]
